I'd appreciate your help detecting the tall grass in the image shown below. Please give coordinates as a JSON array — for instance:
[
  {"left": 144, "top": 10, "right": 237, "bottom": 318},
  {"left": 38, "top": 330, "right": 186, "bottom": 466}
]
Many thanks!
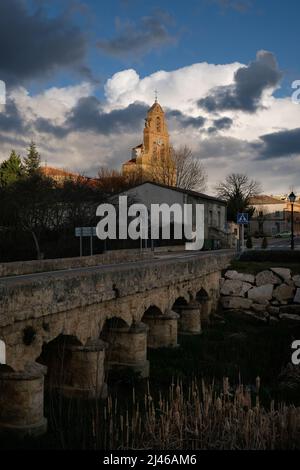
[{"left": 47, "top": 377, "right": 300, "bottom": 450}]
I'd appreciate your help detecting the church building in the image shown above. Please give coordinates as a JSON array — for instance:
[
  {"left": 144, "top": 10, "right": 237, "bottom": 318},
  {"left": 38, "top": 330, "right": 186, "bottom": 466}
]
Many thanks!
[{"left": 122, "top": 98, "right": 176, "bottom": 185}]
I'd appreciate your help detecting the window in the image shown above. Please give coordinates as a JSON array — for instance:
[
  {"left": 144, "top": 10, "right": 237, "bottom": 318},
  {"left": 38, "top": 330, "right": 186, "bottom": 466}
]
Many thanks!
[
  {"left": 217, "top": 211, "right": 221, "bottom": 228},
  {"left": 209, "top": 210, "right": 213, "bottom": 226},
  {"left": 156, "top": 117, "right": 161, "bottom": 132}
]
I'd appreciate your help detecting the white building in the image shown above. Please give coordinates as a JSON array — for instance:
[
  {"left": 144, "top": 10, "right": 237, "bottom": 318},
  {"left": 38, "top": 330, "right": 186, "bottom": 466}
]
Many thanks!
[
  {"left": 112, "top": 181, "right": 230, "bottom": 249},
  {"left": 249, "top": 195, "right": 300, "bottom": 236}
]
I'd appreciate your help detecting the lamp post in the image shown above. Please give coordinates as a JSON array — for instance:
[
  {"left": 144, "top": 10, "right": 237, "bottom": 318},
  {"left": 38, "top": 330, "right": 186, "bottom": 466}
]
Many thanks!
[{"left": 288, "top": 191, "right": 296, "bottom": 250}]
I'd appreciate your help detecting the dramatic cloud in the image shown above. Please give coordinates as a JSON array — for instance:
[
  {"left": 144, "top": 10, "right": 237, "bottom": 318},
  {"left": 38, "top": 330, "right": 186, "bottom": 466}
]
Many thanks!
[
  {"left": 104, "top": 63, "right": 242, "bottom": 113},
  {"left": 166, "top": 110, "right": 206, "bottom": 129},
  {"left": 255, "top": 128, "right": 300, "bottom": 159},
  {"left": 0, "top": 0, "right": 89, "bottom": 85},
  {"left": 207, "top": 116, "right": 233, "bottom": 133},
  {"left": 198, "top": 50, "right": 282, "bottom": 113},
  {"left": 97, "top": 11, "right": 177, "bottom": 59},
  {"left": 32, "top": 100, "right": 206, "bottom": 137},
  {"left": 0, "top": 99, "right": 27, "bottom": 133},
  {"left": 67, "top": 98, "right": 148, "bottom": 135}
]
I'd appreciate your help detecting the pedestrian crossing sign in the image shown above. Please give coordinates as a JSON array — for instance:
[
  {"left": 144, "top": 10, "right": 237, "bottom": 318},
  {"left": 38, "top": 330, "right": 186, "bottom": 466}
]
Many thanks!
[{"left": 237, "top": 213, "right": 249, "bottom": 224}]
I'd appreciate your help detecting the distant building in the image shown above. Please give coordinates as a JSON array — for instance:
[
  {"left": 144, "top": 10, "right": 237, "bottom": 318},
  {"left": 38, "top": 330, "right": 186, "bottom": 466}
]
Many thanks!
[
  {"left": 40, "top": 166, "right": 98, "bottom": 187},
  {"left": 122, "top": 99, "right": 176, "bottom": 185},
  {"left": 249, "top": 195, "right": 300, "bottom": 236},
  {"left": 41, "top": 166, "right": 79, "bottom": 183},
  {"left": 112, "top": 181, "right": 230, "bottom": 249}
]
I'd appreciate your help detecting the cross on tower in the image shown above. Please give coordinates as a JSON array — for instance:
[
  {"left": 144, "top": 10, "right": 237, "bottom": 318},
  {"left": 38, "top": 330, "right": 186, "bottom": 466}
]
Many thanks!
[{"left": 154, "top": 89, "right": 158, "bottom": 102}]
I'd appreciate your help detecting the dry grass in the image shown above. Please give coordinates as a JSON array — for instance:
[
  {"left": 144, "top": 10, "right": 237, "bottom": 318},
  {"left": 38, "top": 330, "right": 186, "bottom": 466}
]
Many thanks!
[{"left": 96, "top": 378, "right": 300, "bottom": 450}]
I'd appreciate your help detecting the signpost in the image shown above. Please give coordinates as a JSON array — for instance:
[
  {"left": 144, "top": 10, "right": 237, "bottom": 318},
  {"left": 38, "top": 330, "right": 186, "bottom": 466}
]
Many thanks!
[
  {"left": 75, "top": 227, "right": 97, "bottom": 257},
  {"left": 237, "top": 213, "right": 249, "bottom": 252}
]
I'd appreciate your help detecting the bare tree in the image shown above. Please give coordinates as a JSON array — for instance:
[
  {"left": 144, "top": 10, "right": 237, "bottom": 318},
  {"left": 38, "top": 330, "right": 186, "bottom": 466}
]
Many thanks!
[
  {"left": 98, "top": 166, "right": 145, "bottom": 192},
  {"left": 148, "top": 150, "right": 176, "bottom": 187},
  {"left": 148, "top": 145, "right": 207, "bottom": 191},
  {"left": 173, "top": 146, "right": 207, "bottom": 191},
  {"left": 215, "top": 173, "right": 262, "bottom": 221}
]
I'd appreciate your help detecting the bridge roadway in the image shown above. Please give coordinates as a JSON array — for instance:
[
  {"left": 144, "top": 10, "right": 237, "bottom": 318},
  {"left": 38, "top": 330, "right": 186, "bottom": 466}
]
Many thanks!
[{"left": 0, "top": 249, "right": 235, "bottom": 286}]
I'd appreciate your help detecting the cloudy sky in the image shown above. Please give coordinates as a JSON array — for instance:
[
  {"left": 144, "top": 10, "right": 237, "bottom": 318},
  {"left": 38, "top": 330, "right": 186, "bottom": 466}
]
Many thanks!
[{"left": 0, "top": 0, "right": 300, "bottom": 194}]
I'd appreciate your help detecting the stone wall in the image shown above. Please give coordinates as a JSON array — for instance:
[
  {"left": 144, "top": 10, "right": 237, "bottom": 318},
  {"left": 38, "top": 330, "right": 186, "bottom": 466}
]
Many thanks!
[
  {"left": 220, "top": 267, "right": 300, "bottom": 324},
  {"left": 0, "top": 248, "right": 154, "bottom": 278}
]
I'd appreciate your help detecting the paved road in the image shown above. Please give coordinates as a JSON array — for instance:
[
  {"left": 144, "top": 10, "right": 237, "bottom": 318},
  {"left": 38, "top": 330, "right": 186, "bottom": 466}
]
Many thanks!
[
  {"left": 252, "top": 237, "right": 300, "bottom": 250},
  {"left": 0, "top": 249, "right": 234, "bottom": 286}
]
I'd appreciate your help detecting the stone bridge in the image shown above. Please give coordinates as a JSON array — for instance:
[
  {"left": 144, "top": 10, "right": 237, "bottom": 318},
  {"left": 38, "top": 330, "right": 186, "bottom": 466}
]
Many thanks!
[{"left": 0, "top": 250, "right": 233, "bottom": 438}]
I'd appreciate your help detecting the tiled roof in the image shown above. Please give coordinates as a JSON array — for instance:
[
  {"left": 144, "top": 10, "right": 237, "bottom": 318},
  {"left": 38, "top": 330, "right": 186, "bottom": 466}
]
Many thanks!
[{"left": 249, "top": 195, "right": 286, "bottom": 205}]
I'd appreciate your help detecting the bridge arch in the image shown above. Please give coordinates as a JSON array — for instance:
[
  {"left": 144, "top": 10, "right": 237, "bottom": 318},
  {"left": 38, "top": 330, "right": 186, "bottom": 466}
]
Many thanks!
[
  {"left": 172, "top": 296, "right": 188, "bottom": 312},
  {"left": 195, "top": 287, "right": 212, "bottom": 325},
  {"left": 195, "top": 287, "right": 209, "bottom": 302}
]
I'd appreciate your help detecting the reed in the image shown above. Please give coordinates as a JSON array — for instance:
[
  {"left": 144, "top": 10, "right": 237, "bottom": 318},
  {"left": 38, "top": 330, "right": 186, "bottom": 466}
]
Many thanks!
[{"left": 47, "top": 377, "right": 300, "bottom": 450}]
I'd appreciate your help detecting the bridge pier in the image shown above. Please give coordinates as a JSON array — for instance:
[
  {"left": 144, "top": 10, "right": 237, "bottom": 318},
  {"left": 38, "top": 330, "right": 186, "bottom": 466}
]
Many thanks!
[
  {"left": 0, "top": 362, "right": 47, "bottom": 438},
  {"left": 103, "top": 322, "right": 149, "bottom": 378},
  {"left": 200, "top": 299, "right": 213, "bottom": 325},
  {"left": 143, "top": 310, "right": 179, "bottom": 348},
  {"left": 58, "top": 339, "right": 108, "bottom": 399},
  {"left": 177, "top": 301, "right": 202, "bottom": 335}
]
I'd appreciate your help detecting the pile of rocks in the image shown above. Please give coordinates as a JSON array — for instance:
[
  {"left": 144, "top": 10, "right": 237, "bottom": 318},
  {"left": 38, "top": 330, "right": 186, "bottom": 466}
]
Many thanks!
[{"left": 220, "top": 268, "right": 300, "bottom": 324}]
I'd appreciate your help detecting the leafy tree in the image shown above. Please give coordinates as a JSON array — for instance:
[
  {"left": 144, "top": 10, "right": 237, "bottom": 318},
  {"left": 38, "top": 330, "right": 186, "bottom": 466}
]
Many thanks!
[
  {"left": 0, "top": 150, "right": 24, "bottom": 187},
  {"left": 23, "top": 141, "right": 41, "bottom": 176},
  {"left": 215, "top": 173, "right": 261, "bottom": 222},
  {"left": 0, "top": 174, "right": 60, "bottom": 259}
]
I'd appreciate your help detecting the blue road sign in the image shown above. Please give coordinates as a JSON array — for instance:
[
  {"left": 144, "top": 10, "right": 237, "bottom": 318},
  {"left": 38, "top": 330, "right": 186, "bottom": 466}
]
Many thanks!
[{"left": 237, "top": 213, "right": 249, "bottom": 224}]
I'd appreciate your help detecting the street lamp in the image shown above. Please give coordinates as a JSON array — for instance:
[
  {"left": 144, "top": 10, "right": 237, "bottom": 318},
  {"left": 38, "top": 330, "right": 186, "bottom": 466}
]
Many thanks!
[{"left": 288, "top": 191, "right": 296, "bottom": 250}]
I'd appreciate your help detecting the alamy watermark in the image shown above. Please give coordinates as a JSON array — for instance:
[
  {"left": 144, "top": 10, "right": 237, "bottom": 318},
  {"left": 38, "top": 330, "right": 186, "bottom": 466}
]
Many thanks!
[
  {"left": 95, "top": 196, "right": 205, "bottom": 251},
  {"left": 292, "top": 80, "right": 300, "bottom": 104},
  {"left": 0, "top": 80, "right": 6, "bottom": 105},
  {"left": 291, "top": 340, "right": 300, "bottom": 365}
]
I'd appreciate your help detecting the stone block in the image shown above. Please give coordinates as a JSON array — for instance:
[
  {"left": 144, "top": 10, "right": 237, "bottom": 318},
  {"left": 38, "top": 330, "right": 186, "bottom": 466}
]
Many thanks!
[
  {"left": 270, "top": 268, "right": 291, "bottom": 282},
  {"left": 255, "top": 270, "right": 281, "bottom": 287},
  {"left": 273, "top": 284, "right": 295, "bottom": 302},
  {"left": 292, "top": 275, "right": 300, "bottom": 287},
  {"left": 221, "top": 296, "right": 253, "bottom": 310},
  {"left": 225, "top": 270, "right": 255, "bottom": 284},
  {"left": 221, "top": 279, "right": 252, "bottom": 297},
  {"left": 294, "top": 288, "right": 300, "bottom": 304},
  {"left": 247, "top": 284, "right": 273, "bottom": 304}
]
